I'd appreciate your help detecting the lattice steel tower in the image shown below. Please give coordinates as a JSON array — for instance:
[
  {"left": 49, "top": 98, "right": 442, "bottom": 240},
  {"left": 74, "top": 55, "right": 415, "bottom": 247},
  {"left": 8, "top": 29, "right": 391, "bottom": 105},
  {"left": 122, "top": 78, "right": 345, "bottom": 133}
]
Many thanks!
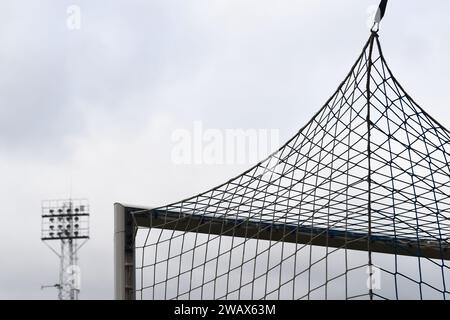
[{"left": 41, "top": 199, "right": 90, "bottom": 300}]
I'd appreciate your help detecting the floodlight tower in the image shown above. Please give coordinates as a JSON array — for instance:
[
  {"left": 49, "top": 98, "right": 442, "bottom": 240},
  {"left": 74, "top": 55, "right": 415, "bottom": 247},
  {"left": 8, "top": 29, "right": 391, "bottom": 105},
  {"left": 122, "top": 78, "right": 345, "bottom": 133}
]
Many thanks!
[{"left": 41, "top": 199, "right": 90, "bottom": 300}]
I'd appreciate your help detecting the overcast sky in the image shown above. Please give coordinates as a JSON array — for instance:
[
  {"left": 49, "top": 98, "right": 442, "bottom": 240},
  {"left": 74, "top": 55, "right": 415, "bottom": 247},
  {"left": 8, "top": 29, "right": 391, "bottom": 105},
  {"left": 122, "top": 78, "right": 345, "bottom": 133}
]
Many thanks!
[{"left": 0, "top": 0, "right": 449, "bottom": 299}]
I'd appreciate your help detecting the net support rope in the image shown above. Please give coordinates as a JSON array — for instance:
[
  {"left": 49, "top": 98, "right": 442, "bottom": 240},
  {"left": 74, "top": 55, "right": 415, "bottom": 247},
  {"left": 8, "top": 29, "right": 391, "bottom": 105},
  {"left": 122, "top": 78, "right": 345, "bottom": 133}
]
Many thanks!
[{"left": 131, "top": 31, "right": 450, "bottom": 300}]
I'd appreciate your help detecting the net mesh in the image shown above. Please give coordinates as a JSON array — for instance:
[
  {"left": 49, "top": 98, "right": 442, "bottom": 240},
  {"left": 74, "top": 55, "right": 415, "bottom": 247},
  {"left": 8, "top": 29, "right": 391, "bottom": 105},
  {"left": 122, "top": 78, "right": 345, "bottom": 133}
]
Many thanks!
[{"left": 133, "top": 33, "right": 450, "bottom": 300}]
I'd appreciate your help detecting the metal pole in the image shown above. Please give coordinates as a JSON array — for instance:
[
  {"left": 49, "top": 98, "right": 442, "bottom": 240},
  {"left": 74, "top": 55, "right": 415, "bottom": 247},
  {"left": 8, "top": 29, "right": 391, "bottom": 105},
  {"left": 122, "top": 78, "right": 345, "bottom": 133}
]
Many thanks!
[
  {"left": 366, "top": 32, "right": 376, "bottom": 301},
  {"left": 114, "top": 203, "right": 136, "bottom": 300},
  {"left": 69, "top": 238, "right": 75, "bottom": 300},
  {"left": 69, "top": 201, "right": 75, "bottom": 300},
  {"left": 58, "top": 240, "right": 64, "bottom": 300}
]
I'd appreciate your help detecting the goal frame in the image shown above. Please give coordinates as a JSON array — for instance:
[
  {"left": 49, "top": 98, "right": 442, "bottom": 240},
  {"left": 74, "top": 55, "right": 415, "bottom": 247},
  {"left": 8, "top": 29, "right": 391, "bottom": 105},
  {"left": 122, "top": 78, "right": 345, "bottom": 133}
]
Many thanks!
[{"left": 114, "top": 203, "right": 450, "bottom": 300}]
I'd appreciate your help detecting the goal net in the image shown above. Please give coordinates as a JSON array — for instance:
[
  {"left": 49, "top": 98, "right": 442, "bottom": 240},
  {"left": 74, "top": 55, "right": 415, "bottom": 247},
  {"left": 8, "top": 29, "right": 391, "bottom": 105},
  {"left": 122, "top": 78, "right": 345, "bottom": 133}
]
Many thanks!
[{"left": 114, "top": 32, "right": 450, "bottom": 300}]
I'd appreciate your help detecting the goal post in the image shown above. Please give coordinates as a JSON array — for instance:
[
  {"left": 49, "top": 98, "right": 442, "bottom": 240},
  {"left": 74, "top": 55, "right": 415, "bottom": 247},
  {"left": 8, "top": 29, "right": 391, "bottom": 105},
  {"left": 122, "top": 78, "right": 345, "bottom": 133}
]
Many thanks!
[
  {"left": 114, "top": 203, "right": 450, "bottom": 300},
  {"left": 114, "top": 203, "right": 145, "bottom": 300},
  {"left": 112, "top": 20, "right": 450, "bottom": 301}
]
